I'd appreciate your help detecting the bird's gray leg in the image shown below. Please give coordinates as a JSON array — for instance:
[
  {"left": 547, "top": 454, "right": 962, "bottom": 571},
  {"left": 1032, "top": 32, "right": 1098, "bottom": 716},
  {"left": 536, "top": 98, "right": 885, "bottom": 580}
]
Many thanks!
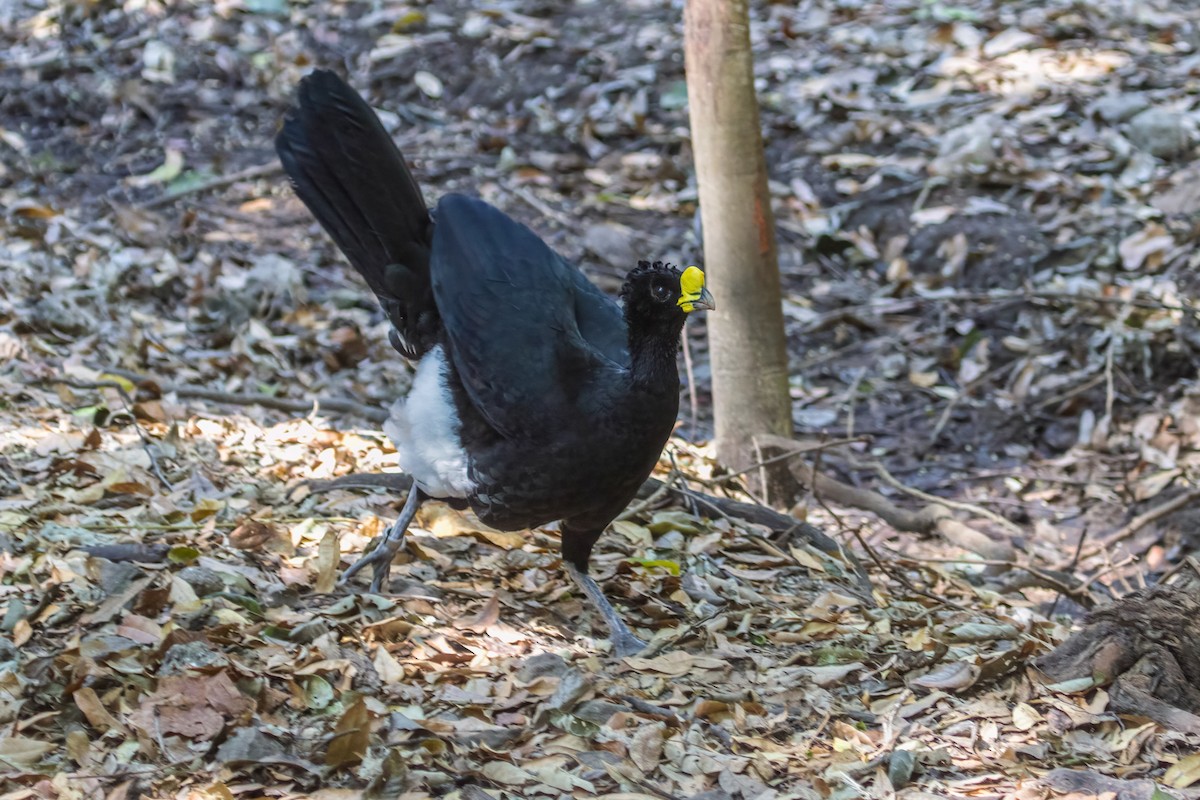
[
  {"left": 564, "top": 562, "right": 648, "bottom": 657},
  {"left": 340, "top": 486, "right": 426, "bottom": 592}
]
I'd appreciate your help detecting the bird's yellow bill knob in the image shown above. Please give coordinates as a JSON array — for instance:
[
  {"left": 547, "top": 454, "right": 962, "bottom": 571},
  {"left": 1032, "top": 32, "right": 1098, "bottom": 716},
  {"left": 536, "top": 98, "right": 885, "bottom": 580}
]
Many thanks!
[{"left": 677, "top": 266, "right": 715, "bottom": 312}]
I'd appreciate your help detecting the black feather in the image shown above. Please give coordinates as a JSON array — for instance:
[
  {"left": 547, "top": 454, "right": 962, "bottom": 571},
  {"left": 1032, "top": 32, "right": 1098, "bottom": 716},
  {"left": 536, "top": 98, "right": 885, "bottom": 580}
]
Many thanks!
[{"left": 275, "top": 69, "right": 439, "bottom": 358}]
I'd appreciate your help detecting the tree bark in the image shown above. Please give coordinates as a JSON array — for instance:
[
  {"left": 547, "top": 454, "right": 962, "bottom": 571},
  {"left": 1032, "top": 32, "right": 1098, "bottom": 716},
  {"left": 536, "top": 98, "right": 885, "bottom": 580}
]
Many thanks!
[{"left": 684, "top": 0, "right": 793, "bottom": 498}]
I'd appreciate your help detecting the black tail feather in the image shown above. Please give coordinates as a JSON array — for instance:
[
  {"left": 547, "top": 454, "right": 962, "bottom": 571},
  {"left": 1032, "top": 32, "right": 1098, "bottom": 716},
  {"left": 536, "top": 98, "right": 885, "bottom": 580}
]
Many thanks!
[{"left": 276, "top": 69, "right": 437, "bottom": 357}]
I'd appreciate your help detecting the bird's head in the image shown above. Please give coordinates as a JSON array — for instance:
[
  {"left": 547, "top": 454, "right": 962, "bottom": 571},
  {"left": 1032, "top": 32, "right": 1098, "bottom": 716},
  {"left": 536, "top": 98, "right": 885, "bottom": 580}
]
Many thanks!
[{"left": 619, "top": 261, "right": 715, "bottom": 325}]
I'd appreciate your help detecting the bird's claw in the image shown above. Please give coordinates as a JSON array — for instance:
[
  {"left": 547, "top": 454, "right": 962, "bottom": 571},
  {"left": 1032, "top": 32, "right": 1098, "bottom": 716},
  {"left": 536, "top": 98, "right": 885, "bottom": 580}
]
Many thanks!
[
  {"left": 609, "top": 631, "right": 649, "bottom": 658},
  {"left": 339, "top": 525, "right": 403, "bottom": 592}
]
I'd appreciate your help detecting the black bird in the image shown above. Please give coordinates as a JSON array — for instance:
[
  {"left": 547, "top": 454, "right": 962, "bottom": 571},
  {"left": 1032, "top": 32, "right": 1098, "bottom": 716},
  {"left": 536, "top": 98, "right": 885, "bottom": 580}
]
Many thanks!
[{"left": 275, "top": 70, "right": 713, "bottom": 656}]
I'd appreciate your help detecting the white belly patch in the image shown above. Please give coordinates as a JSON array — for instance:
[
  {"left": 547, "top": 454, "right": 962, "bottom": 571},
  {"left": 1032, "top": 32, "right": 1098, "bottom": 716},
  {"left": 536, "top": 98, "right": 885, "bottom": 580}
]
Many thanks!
[{"left": 383, "top": 345, "right": 475, "bottom": 498}]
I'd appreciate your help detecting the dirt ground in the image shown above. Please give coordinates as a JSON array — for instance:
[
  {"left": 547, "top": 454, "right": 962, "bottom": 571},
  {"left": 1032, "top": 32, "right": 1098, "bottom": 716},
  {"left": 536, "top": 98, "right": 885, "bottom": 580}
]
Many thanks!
[{"left": 4, "top": 0, "right": 1200, "bottom": 797}]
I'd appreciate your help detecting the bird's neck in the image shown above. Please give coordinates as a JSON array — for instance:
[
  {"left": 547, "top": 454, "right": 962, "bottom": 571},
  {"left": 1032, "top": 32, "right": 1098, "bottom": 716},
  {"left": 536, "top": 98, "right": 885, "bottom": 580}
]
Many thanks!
[{"left": 625, "top": 315, "right": 685, "bottom": 389}]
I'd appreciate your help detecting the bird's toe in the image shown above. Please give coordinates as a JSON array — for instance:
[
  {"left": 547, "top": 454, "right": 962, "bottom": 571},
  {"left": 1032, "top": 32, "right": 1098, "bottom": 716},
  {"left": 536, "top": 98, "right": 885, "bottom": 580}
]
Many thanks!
[{"left": 610, "top": 632, "right": 649, "bottom": 658}]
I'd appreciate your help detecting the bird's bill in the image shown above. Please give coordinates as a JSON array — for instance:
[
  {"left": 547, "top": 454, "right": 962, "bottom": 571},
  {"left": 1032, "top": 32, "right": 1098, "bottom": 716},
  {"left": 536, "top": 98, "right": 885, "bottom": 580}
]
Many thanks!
[
  {"left": 677, "top": 265, "right": 714, "bottom": 313},
  {"left": 687, "top": 286, "right": 716, "bottom": 312}
]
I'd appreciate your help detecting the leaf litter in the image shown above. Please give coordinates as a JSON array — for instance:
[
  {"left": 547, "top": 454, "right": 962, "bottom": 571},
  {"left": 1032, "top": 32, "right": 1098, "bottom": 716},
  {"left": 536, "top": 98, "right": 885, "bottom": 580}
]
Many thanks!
[{"left": 4, "top": 0, "right": 1200, "bottom": 797}]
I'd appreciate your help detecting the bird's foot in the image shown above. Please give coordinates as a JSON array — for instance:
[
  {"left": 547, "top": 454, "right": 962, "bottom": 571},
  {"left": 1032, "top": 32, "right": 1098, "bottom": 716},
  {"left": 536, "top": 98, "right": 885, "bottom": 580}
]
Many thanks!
[
  {"left": 563, "top": 562, "right": 649, "bottom": 658},
  {"left": 609, "top": 630, "right": 649, "bottom": 658},
  {"left": 339, "top": 525, "right": 405, "bottom": 593}
]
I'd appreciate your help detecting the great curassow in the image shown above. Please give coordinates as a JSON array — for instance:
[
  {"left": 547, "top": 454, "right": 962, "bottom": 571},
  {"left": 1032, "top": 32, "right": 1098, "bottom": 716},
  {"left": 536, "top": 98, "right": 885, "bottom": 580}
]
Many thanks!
[{"left": 274, "top": 70, "right": 713, "bottom": 656}]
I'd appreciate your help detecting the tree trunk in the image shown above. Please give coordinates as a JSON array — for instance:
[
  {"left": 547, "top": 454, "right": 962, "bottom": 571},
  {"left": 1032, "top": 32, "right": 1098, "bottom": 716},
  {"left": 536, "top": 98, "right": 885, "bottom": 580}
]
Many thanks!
[{"left": 683, "top": 0, "right": 793, "bottom": 498}]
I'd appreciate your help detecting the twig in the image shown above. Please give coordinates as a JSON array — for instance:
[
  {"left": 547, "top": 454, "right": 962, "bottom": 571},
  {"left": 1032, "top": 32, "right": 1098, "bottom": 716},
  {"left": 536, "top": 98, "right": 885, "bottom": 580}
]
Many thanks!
[
  {"left": 300, "top": 473, "right": 413, "bottom": 495},
  {"left": 868, "top": 460, "right": 1023, "bottom": 537},
  {"left": 810, "top": 452, "right": 969, "bottom": 613},
  {"left": 1034, "top": 372, "right": 1107, "bottom": 412},
  {"left": 804, "top": 290, "right": 1193, "bottom": 326},
  {"left": 1089, "top": 486, "right": 1200, "bottom": 554},
  {"left": 925, "top": 361, "right": 1019, "bottom": 453},
  {"left": 138, "top": 163, "right": 283, "bottom": 209},
  {"left": 844, "top": 366, "right": 867, "bottom": 439},
  {"left": 681, "top": 328, "right": 699, "bottom": 434},
  {"left": 98, "top": 366, "right": 387, "bottom": 423},
  {"left": 1071, "top": 555, "right": 1137, "bottom": 595},
  {"left": 510, "top": 186, "right": 575, "bottom": 228},
  {"left": 715, "top": 436, "right": 867, "bottom": 486},
  {"left": 886, "top": 550, "right": 1093, "bottom": 603},
  {"left": 617, "top": 470, "right": 678, "bottom": 521},
  {"left": 755, "top": 434, "right": 1017, "bottom": 562},
  {"left": 650, "top": 479, "right": 876, "bottom": 602},
  {"left": 1104, "top": 336, "right": 1116, "bottom": 423},
  {"left": 607, "top": 694, "right": 684, "bottom": 726}
]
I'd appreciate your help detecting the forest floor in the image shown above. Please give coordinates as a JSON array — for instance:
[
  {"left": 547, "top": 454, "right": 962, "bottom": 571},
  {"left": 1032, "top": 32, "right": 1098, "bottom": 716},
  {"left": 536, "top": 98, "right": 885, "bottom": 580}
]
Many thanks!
[{"left": 3, "top": 0, "right": 1200, "bottom": 797}]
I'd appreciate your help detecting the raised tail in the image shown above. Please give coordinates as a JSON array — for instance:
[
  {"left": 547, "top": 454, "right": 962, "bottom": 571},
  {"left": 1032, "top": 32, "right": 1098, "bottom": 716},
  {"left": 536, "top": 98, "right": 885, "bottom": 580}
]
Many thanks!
[{"left": 275, "top": 69, "right": 438, "bottom": 358}]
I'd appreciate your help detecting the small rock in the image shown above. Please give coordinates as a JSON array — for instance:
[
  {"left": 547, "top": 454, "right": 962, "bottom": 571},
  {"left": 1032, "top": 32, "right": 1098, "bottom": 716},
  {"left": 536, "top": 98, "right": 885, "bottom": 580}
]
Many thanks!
[
  {"left": 216, "top": 726, "right": 286, "bottom": 764},
  {"left": 177, "top": 565, "right": 224, "bottom": 596},
  {"left": 517, "top": 652, "right": 568, "bottom": 682},
  {"left": 544, "top": 668, "right": 592, "bottom": 713},
  {"left": 160, "top": 640, "right": 229, "bottom": 675},
  {"left": 461, "top": 13, "right": 490, "bottom": 39},
  {"left": 574, "top": 699, "right": 630, "bottom": 724},
  {"left": 1126, "top": 107, "right": 1196, "bottom": 159},
  {"left": 888, "top": 750, "right": 917, "bottom": 788},
  {"left": 1090, "top": 93, "right": 1149, "bottom": 124}
]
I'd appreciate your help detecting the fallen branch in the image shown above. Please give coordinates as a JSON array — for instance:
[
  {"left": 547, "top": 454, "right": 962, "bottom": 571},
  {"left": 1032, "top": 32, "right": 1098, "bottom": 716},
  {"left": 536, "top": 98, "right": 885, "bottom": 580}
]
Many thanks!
[
  {"left": 138, "top": 162, "right": 282, "bottom": 209},
  {"left": 100, "top": 366, "right": 387, "bottom": 423},
  {"left": 755, "top": 434, "right": 1016, "bottom": 563}
]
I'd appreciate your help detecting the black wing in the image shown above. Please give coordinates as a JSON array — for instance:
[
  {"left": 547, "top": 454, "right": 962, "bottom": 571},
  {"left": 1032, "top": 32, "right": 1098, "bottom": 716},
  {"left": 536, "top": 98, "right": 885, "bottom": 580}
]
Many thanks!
[{"left": 430, "top": 194, "right": 629, "bottom": 439}]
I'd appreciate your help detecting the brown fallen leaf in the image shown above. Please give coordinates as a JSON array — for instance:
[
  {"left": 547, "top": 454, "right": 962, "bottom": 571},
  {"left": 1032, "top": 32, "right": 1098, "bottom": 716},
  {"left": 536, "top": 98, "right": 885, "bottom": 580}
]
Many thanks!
[
  {"left": 229, "top": 518, "right": 282, "bottom": 551},
  {"left": 624, "top": 651, "right": 729, "bottom": 676},
  {"left": 326, "top": 698, "right": 371, "bottom": 769},
  {"left": 453, "top": 594, "right": 501, "bottom": 632},
  {"left": 629, "top": 722, "right": 665, "bottom": 772},
  {"left": 73, "top": 687, "right": 130, "bottom": 736},
  {"left": 315, "top": 527, "right": 339, "bottom": 594},
  {"left": 0, "top": 736, "right": 55, "bottom": 768},
  {"left": 910, "top": 660, "right": 981, "bottom": 692},
  {"left": 481, "top": 760, "right": 535, "bottom": 786},
  {"left": 127, "top": 672, "right": 253, "bottom": 742}
]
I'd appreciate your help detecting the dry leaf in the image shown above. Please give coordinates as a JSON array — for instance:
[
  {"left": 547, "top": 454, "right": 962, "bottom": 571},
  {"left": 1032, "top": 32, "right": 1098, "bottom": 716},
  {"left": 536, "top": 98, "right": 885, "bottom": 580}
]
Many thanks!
[
  {"left": 315, "top": 527, "right": 339, "bottom": 594},
  {"left": 1165, "top": 753, "right": 1200, "bottom": 789},
  {"left": 624, "top": 651, "right": 728, "bottom": 676},
  {"left": 0, "top": 736, "right": 55, "bottom": 768},
  {"left": 74, "top": 687, "right": 129, "bottom": 735},
  {"left": 326, "top": 698, "right": 370, "bottom": 769},
  {"left": 480, "top": 760, "right": 535, "bottom": 786},
  {"left": 910, "top": 660, "right": 981, "bottom": 692}
]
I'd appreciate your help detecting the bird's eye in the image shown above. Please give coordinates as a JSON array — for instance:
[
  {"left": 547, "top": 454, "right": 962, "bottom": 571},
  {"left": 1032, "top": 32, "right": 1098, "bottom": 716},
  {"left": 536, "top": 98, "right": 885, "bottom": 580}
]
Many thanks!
[{"left": 651, "top": 283, "right": 670, "bottom": 302}]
